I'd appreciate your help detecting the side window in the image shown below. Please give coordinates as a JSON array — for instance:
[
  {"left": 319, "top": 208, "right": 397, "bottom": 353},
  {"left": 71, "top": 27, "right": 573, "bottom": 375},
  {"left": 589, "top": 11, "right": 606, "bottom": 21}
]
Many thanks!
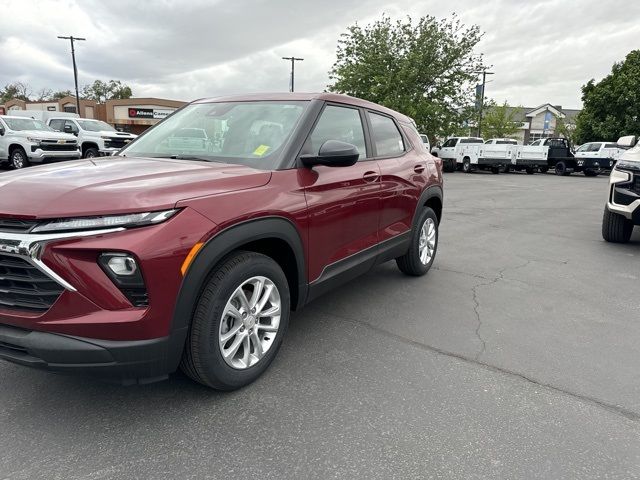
[
  {"left": 368, "top": 112, "right": 405, "bottom": 157},
  {"left": 306, "top": 105, "right": 367, "bottom": 159},
  {"left": 64, "top": 120, "right": 78, "bottom": 134},
  {"left": 589, "top": 143, "right": 602, "bottom": 152},
  {"left": 443, "top": 139, "right": 456, "bottom": 148},
  {"left": 49, "top": 119, "right": 64, "bottom": 131}
]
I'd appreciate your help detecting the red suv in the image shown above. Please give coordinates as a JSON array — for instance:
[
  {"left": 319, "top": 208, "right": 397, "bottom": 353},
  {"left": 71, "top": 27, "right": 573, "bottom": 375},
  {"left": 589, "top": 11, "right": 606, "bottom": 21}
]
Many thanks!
[{"left": 0, "top": 93, "right": 443, "bottom": 389}]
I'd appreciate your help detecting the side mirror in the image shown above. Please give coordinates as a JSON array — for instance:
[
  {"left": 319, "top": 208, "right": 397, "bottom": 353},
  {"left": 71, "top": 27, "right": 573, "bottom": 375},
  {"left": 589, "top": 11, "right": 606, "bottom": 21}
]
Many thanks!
[
  {"left": 300, "top": 140, "right": 359, "bottom": 168},
  {"left": 0, "top": 127, "right": 4, "bottom": 136},
  {"left": 617, "top": 135, "right": 637, "bottom": 148}
]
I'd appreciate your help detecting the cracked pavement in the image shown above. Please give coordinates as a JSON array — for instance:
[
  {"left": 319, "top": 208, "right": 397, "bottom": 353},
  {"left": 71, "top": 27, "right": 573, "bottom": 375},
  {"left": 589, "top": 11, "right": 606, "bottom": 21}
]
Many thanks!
[{"left": 1, "top": 172, "right": 640, "bottom": 479}]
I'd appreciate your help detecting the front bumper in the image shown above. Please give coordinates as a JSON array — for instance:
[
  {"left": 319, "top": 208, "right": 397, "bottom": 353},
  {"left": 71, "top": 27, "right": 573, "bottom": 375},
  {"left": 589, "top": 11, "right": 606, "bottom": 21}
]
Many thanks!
[
  {"left": 577, "top": 158, "right": 615, "bottom": 172},
  {"left": 99, "top": 147, "right": 122, "bottom": 156},
  {"left": 29, "top": 148, "right": 81, "bottom": 161},
  {"left": 0, "top": 323, "right": 186, "bottom": 383},
  {"left": 606, "top": 168, "right": 640, "bottom": 224}
]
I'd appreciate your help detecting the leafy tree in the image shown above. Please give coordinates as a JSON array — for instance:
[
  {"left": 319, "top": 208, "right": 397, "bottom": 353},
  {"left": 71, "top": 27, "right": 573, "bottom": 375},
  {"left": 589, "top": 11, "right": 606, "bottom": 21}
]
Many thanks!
[
  {"left": 328, "top": 14, "right": 486, "bottom": 140},
  {"left": 574, "top": 50, "right": 640, "bottom": 143},
  {"left": 51, "top": 90, "right": 74, "bottom": 100},
  {"left": 82, "top": 79, "right": 133, "bottom": 103},
  {"left": 555, "top": 117, "right": 577, "bottom": 144},
  {"left": 480, "top": 99, "right": 523, "bottom": 139},
  {"left": 0, "top": 82, "right": 32, "bottom": 103}
]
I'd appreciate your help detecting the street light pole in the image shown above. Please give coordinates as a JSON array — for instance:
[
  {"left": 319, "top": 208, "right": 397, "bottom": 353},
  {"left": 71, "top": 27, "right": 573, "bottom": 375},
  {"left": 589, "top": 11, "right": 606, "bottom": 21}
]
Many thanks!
[
  {"left": 57, "top": 35, "right": 86, "bottom": 116},
  {"left": 476, "top": 70, "right": 494, "bottom": 137},
  {"left": 282, "top": 56, "right": 304, "bottom": 92}
]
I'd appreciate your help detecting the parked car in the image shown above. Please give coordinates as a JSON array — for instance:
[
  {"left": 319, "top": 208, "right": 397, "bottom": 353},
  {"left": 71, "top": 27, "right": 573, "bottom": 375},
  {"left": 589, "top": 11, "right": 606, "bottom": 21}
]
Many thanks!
[
  {"left": 0, "top": 93, "right": 443, "bottom": 390},
  {"left": 0, "top": 115, "right": 80, "bottom": 169},
  {"left": 47, "top": 117, "right": 137, "bottom": 158},
  {"left": 575, "top": 141, "right": 623, "bottom": 169},
  {"left": 419, "top": 133, "right": 430, "bottom": 151},
  {"left": 602, "top": 135, "right": 639, "bottom": 243},
  {"left": 431, "top": 136, "right": 484, "bottom": 172}
]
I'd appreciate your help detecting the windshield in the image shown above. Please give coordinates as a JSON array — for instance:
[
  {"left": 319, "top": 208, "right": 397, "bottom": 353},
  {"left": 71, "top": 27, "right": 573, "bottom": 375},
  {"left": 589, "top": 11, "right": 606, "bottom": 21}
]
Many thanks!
[
  {"left": 2, "top": 117, "right": 53, "bottom": 132},
  {"left": 77, "top": 119, "right": 116, "bottom": 132},
  {"left": 121, "top": 101, "right": 308, "bottom": 169}
]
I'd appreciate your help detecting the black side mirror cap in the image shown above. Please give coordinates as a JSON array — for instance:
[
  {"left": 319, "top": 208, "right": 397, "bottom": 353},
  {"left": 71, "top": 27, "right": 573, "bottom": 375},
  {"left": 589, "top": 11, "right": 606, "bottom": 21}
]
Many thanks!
[
  {"left": 0, "top": 127, "right": 4, "bottom": 136},
  {"left": 300, "top": 140, "right": 360, "bottom": 168}
]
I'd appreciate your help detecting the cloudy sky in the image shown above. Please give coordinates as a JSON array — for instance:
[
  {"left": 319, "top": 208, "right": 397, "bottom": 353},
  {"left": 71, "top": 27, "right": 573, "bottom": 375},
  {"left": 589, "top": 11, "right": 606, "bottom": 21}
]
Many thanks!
[{"left": 2, "top": 0, "right": 639, "bottom": 109}]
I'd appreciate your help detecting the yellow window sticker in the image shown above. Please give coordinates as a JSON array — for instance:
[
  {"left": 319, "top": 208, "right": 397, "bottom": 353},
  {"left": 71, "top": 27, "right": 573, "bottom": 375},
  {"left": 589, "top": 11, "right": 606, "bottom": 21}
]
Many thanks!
[{"left": 253, "top": 145, "right": 270, "bottom": 156}]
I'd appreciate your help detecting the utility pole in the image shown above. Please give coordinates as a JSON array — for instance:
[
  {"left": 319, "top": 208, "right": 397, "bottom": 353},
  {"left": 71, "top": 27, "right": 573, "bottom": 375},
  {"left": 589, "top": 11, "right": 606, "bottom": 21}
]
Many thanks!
[
  {"left": 57, "top": 35, "right": 86, "bottom": 116},
  {"left": 476, "top": 70, "right": 494, "bottom": 137},
  {"left": 282, "top": 56, "right": 304, "bottom": 92}
]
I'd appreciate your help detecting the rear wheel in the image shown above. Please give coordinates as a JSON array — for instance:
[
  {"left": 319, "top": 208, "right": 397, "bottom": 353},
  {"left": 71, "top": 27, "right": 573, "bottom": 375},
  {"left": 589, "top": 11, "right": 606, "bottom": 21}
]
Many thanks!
[
  {"left": 463, "top": 158, "right": 472, "bottom": 173},
  {"left": 9, "top": 147, "right": 29, "bottom": 169},
  {"left": 180, "top": 251, "right": 290, "bottom": 390},
  {"left": 503, "top": 165, "right": 511, "bottom": 173},
  {"left": 555, "top": 161, "right": 569, "bottom": 176},
  {"left": 602, "top": 208, "right": 634, "bottom": 243},
  {"left": 396, "top": 207, "right": 438, "bottom": 276},
  {"left": 491, "top": 166, "right": 500, "bottom": 174},
  {"left": 525, "top": 166, "right": 535, "bottom": 175}
]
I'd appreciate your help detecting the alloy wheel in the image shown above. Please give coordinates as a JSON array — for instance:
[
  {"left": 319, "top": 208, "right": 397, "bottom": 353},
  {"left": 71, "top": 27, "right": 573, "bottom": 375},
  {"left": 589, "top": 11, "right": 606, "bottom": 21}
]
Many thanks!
[
  {"left": 418, "top": 218, "right": 436, "bottom": 265},
  {"left": 218, "top": 276, "right": 281, "bottom": 369}
]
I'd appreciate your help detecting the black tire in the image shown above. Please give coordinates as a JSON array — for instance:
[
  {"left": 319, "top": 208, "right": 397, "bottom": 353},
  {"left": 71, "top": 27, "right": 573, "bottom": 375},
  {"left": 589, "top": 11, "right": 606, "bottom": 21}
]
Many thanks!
[
  {"left": 525, "top": 166, "right": 535, "bottom": 175},
  {"left": 503, "top": 165, "right": 511, "bottom": 173},
  {"left": 9, "top": 147, "right": 29, "bottom": 169},
  {"left": 463, "top": 158, "right": 472, "bottom": 173},
  {"left": 555, "top": 161, "right": 569, "bottom": 176},
  {"left": 602, "top": 208, "right": 633, "bottom": 243},
  {"left": 584, "top": 169, "right": 598, "bottom": 177},
  {"left": 491, "top": 166, "right": 500, "bottom": 174},
  {"left": 396, "top": 207, "right": 438, "bottom": 276},
  {"left": 83, "top": 147, "right": 99, "bottom": 158},
  {"left": 180, "top": 251, "right": 290, "bottom": 390}
]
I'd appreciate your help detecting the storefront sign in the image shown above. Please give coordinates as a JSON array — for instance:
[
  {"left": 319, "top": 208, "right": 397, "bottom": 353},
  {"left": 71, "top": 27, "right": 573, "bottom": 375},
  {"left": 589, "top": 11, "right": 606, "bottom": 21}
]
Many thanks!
[{"left": 128, "top": 108, "right": 175, "bottom": 119}]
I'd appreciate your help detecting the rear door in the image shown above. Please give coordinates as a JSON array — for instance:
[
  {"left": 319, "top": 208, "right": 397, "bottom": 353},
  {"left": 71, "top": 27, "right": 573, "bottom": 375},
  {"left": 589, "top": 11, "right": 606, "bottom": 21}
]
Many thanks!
[
  {"left": 299, "top": 103, "right": 381, "bottom": 283},
  {"left": 368, "top": 111, "right": 426, "bottom": 245}
]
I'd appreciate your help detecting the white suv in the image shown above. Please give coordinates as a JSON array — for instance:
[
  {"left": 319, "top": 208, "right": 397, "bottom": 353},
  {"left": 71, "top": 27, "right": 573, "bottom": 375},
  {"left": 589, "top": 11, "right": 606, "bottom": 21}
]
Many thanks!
[
  {"left": 0, "top": 115, "right": 80, "bottom": 169},
  {"left": 47, "top": 118, "right": 137, "bottom": 158},
  {"left": 602, "top": 136, "right": 640, "bottom": 243}
]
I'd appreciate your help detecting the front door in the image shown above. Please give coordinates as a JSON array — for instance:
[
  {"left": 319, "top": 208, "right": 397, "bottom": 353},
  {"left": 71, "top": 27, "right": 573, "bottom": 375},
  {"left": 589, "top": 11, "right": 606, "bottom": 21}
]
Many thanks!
[{"left": 298, "top": 104, "right": 381, "bottom": 283}]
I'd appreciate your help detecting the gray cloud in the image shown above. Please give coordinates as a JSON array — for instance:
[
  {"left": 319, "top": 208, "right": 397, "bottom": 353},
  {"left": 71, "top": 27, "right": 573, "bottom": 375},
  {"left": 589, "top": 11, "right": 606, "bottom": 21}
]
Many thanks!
[{"left": 1, "top": 0, "right": 639, "bottom": 108}]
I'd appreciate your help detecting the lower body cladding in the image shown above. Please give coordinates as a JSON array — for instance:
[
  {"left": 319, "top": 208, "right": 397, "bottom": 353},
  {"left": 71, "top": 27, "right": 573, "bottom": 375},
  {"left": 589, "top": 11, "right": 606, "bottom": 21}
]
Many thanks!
[{"left": 0, "top": 207, "right": 216, "bottom": 383}]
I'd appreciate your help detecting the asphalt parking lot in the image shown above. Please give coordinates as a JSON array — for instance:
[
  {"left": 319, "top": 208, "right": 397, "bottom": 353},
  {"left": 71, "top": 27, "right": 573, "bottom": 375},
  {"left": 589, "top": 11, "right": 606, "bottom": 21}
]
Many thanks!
[{"left": 1, "top": 171, "right": 639, "bottom": 480}]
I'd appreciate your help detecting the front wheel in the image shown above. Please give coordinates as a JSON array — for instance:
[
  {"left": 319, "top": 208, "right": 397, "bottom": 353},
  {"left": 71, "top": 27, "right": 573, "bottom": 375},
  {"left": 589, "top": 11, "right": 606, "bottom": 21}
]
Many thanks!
[
  {"left": 491, "top": 166, "right": 500, "bottom": 174},
  {"left": 584, "top": 169, "right": 598, "bottom": 177},
  {"left": 525, "top": 167, "right": 535, "bottom": 175},
  {"left": 84, "top": 147, "right": 99, "bottom": 158},
  {"left": 396, "top": 207, "right": 438, "bottom": 276},
  {"left": 180, "top": 251, "right": 290, "bottom": 390},
  {"left": 10, "top": 148, "right": 29, "bottom": 169},
  {"left": 602, "top": 208, "right": 633, "bottom": 243},
  {"left": 555, "top": 161, "right": 569, "bottom": 176}
]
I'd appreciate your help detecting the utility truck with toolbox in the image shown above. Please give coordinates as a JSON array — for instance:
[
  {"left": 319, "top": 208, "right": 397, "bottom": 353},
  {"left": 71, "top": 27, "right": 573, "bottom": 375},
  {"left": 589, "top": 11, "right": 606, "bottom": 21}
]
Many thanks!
[
  {"left": 430, "top": 136, "right": 484, "bottom": 172},
  {"left": 507, "top": 140, "right": 549, "bottom": 174},
  {"left": 0, "top": 115, "right": 80, "bottom": 169}
]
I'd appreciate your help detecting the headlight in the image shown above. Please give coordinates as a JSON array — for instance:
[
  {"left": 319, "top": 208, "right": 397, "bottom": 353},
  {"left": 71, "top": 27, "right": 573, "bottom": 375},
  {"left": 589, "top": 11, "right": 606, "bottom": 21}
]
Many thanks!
[
  {"left": 616, "top": 161, "right": 640, "bottom": 172},
  {"left": 26, "top": 137, "right": 41, "bottom": 144},
  {"left": 31, "top": 209, "right": 178, "bottom": 233}
]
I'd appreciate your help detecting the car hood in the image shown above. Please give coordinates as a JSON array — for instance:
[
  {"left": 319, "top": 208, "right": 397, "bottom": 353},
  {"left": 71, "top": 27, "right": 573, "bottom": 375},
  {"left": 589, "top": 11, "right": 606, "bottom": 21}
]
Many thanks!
[
  {"left": 98, "top": 130, "right": 137, "bottom": 138},
  {"left": 19, "top": 130, "right": 78, "bottom": 142},
  {"left": 0, "top": 156, "right": 271, "bottom": 219}
]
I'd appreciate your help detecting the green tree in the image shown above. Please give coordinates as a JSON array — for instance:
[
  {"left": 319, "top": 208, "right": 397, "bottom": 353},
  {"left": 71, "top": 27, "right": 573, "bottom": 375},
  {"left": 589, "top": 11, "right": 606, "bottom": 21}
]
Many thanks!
[
  {"left": 575, "top": 50, "right": 640, "bottom": 144},
  {"left": 328, "top": 14, "right": 486, "bottom": 140},
  {"left": 480, "top": 99, "right": 523, "bottom": 139},
  {"left": 51, "top": 90, "right": 74, "bottom": 100},
  {"left": 555, "top": 117, "right": 577, "bottom": 144},
  {"left": 82, "top": 79, "right": 133, "bottom": 103},
  {"left": 0, "top": 82, "right": 31, "bottom": 103}
]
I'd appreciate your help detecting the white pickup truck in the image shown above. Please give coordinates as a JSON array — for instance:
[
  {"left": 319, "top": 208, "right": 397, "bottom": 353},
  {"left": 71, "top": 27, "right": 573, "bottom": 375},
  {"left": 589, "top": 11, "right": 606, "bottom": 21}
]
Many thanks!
[
  {"left": 431, "top": 137, "right": 484, "bottom": 172},
  {"left": 0, "top": 115, "right": 80, "bottom": 169},
  {"left": 575, "top": 141, "right": 624, "bottom": 171},
  {"left": 46, "top": 117, "right": 137, "bottom": 158}
]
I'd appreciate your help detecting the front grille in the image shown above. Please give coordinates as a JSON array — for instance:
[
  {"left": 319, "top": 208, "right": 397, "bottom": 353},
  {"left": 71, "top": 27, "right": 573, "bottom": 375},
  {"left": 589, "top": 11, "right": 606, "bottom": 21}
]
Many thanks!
[
  {"left": 0, "top": 219, "right": 37, "bottom": 233},
  {"left": 0, "top": 254, "right": 64, "bottom": 312},
  {"left": 122, "top": 288, "right": 149, "bottom": 307},
  {"left": 104, "top": 138, "right": 131, "bottom": 149},
  {"left": 37, "top": 143, "right": 78, "bottom": 152}
]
